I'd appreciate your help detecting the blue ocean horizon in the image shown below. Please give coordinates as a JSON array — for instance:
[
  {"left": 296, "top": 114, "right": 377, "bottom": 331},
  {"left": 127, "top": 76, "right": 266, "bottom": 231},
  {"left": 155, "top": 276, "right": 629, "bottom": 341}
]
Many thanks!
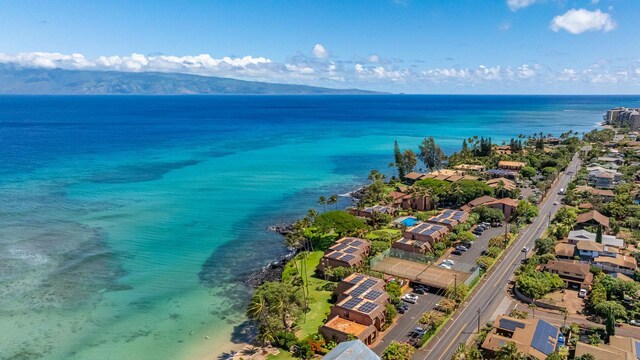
[{"left": 0, "top": 95, "right": 636, "bottom": 359}]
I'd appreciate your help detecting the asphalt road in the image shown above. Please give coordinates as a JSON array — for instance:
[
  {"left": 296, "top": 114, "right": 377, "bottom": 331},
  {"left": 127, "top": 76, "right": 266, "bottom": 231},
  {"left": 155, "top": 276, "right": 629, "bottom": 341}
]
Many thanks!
[{"left": 419, "top": 153, "right": 582, "bottom": 360}]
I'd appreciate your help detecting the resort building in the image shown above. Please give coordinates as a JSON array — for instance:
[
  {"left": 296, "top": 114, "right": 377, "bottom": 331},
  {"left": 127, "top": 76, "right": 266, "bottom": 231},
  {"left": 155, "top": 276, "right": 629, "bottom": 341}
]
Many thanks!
[
  {"left": 388, "top": 190, "right": 431, "bottom": 211},
  {"left": 575, "top": 210, "right": 610, "bottom": 232},
  {"left": 486, "top": 169, "right": 519, "bottom": 179},
  {"left": 567, "top": 230, "right": 624, "bottom": 248},
  {"left": 318, "top": 237, "right": 371, "bottom": 274},
  {"left": 425, "top": 209, "right": 469, "bottom": 230},
  {"left": 485, "top": 177, "right": 517, "bottom": 191},
  {"left": 574, "top": 335, "right": 640, "bottom": 360},
  {"left": 321, "top": 274, "right": 389, "bottom": 345},
  {"left": 391, "top": 237, "right": 433, "bottom": 255},
  {"left": 593, "top": 255, "right": 638, "bottom": 276},
  {"left": 350, "top": 205, "right": 395, "bottom": 219},
  {"left": 481, "top": 316, "right": 560, "bottom": 360},
  {"left": 403, "top": 172, "right": 425, "bottom": 182},
  {"left": 498, "top": 161, "right": 526, "bottom": 171},
  {"left": 460, "top": 195, "right": 497, "bottom": 212},
  {"left": 323, "top": 339, "right": 381, "bottom": 360},
  {"left": 402, "top": 222, "right": 449, "bottom": 244},
  {"left": 485, "top": 198, "right": 519, "bottom": 220},
  {"left": 606, "top": 107, "right": 640, "bottom": 131},
  {"left": 453, "top": 164, "right": 487, "bottom": 173},
  {"left": 494, "top": 145, "right": 513, "bottom": 155},
  {"left": 542, "top": 261, "right": 593, "bottom": 289}
]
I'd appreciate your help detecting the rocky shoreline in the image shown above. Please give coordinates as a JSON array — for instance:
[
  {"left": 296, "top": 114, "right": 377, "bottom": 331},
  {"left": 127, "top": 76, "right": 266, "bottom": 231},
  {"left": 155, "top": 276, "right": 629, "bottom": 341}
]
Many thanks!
[{"left": 244, "top": 185, "right": 365, "bottom": 288}]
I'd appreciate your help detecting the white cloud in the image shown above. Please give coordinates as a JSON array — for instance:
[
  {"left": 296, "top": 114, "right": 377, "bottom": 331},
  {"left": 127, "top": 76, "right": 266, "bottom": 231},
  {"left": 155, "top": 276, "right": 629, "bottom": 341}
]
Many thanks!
[
  {"left": 550, "top": 8, "right": 616, "bottom": 34},
  {"left": 311, "top": 44, "right": 329, "bottom": 59},
  {"left": 368, "top": 54, "right": 380, "bottom": 63},
  {"left": 518, "top": 64, "right": 536, "bottom": 78},
  {"left": 507, "top": 0, "right": 539, "bottom": 11}
]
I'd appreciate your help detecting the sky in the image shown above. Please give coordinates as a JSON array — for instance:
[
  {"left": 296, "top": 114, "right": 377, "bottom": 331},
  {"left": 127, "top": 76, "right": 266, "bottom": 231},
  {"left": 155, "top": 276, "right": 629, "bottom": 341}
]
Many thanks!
[{"left": 0, "top": 0, "right": 639, "bottom": 94}]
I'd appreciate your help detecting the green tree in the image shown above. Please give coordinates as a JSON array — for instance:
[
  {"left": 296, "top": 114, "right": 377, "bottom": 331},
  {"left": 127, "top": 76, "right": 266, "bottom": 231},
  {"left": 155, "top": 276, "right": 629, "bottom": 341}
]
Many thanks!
[
  {"left": 394, "top": 140, "right": 405, "bottom": 178},
  {"left": 382, "top": 341, "right": 415, "bottom": 360},
  {"left": 385, "top": 282, "right": 402, "bottom": 302},
  {"left": 472, "top": 206, "right": 505, "bottom": 223},
  {"left": 328, "top": 194, "right": 339, "bottom": 210},
  {"left": 246, "top": 281, "right": 305, "bottom": 336},
  {"left": 520, "top": 166, "right": 536, "bottom": 178},
  {"left": 606, "top": 308, "right": 616, "bottom": 337},
  {"left": 402, "top": 149, "right": 417, "bottom": 175},
  {"left": 595, "top": 225, "right": 603, "bottom": 244},
  {"left": 534, "top": 237, "right": 555, "bottom": 256},
  {"left": 496, "top": 341, "right": 520, "bottom": 360},
  {"left": 515, "top": 200, "right": 539, "bottom": 223},
  {"left": 575, "top": 354, "right": 596, "bottom": 360},
  {"left": 314, "top": 211, "right": 367, "bottom": 236},
  {"left": 318, "top": 196, "right": 327, "bottom": 212},
  {"left": 418, "top": 136, "right": 446, "bottom": 171}
]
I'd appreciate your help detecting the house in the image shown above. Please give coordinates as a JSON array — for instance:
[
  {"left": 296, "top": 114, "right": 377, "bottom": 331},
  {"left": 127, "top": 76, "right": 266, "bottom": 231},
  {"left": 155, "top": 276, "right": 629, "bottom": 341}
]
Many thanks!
[
  {"left": 575, "top": 210, "right": 610, "bottom": 232},
  {"left": 481, "top": 316, "right": 559, "bottom": 360},
  {"left": 574, "top": 335, "right": 640, "bottom": 360},
  {"left": 485, "top": 198, "right": 519, "bottom": 220},
  {"left": 574, "top": 186, "right": 615, "bottom": 202},
  {"left": 323, "top": 339, "right": 381, "bottom": 360},
  {"left": 486, "top": 177, "right": 517, "bottom": 192},
  {"left": 425, "top": 209, "right": 469, "bottom": 230},
  {"left": 486, "top": 169, "right": 519, "bottom": 179},
  {"left": 593, "top": 171, "right": 616, "bottom": 189},
  {"left": 576, "top": 241, "right": 619, "bottom": 259},
  {"left": 577, "top": 203, "right": 594, "bottom": 210},
  {"left": 321, "top": 274, "right": 389, "bottom": 345},
  {"left": 494, "top": 145, "right": 513, "bottom": 155},
  {"left": 460, "top": 195, "right": 497, "bottom": 212},
  {"left": 593, "top": 255, "right": 638, "bottom": 276},
  {"left": 498, "top": 161, "right": 526, "bottom": 171},
  {"left": 567, "top": 230, "right": 624, "bottom": 248},
  {"left": 318, "top": 237, "right": 371, "bottom": 274},
  {"left": 597, "top": 156, "right": 624, "bottom": 166},
  {"left": 350, "top": 205, "right": 395, "bottom": 219},
  {"left": 403, "top": 172, "right": 425, "bottom": 182},
  {"left": 388, "top": 190, "right": 431, "bottom": 211},
  {"left": 544, "top": 137, "right": 561, "bottom": 145},
  {"left": 402, "top": 222, "right": 449, "bottom": 244},
  {"left": 542, "top": 260, "right": 593, "bottom": 289},
  {"left": 553, "top": 243, "right": 576, "bottom": 260},
  {"left": 453, "top": 164, "right": 487, "bottom": 173},
  {"left": 391, "top": 237, "right": 433, "bottom": 255}
]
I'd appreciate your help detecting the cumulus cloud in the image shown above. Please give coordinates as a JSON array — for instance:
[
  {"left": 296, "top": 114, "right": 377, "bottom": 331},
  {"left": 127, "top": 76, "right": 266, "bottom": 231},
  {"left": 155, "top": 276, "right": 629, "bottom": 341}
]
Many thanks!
[
  {"left": 311, "top": 44, "right": 329, "bottom": 59},
  {"left": 507, "top": 0, "right": 539, "bottom": 11},
  {"left": 368, "top": 54, "right": 380, "bottom": 63},
  {"left": 550, "top": 8, "right": 616, "bottom": 34}
]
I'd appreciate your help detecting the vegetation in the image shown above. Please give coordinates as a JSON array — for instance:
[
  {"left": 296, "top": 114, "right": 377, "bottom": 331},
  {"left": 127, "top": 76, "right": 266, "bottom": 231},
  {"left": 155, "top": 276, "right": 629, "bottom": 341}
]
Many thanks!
[
  {"left": 418, "top": 136, "right": 445, "bottom": 172},
  {"left": 516, "top": 267, "right": 564, "bottom": 299},
  {"left": 382, "top": 341, "right": 415, "bottom": 360},
  {"left": 472, "top": 205, "right": 505, "bottom": 223},
  {"left": 313, "top": 211, "right": 367, "bottom": 236}
]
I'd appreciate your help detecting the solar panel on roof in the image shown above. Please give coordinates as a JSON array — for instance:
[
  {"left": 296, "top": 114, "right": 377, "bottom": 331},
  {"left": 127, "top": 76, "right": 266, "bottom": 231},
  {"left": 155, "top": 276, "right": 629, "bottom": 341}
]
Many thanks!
[
  {"left": 326, "top": 252, "right": 342, "bottom": 260},
  {"left": 498, "top": 318, "right": 525, "bottom": 332},
  {"left": 530, "top": 320, "right": 558, "bottom": 355},
  {"left": 332, "top": 244, "right": 348, "bottom": 251},
  {"left": 357, "top": 301, "right": 378, "bottom": 313},
  {"left": 341, "top": 254, "right": 356, "bottom": 262},
  {"left": 364, "top": 290, "right": 383, "bottom": 301},
  {"left": 342, "top": 297, "right": 361, "bottom": 310},
  {"left": 349, "top": 284, "right": 368, "bottom": 297},
  {"left": 361, "top": 279, "right": 377, "bottom": 288},
  {"left": 351, "top": 240, "right": 363, "bottom": 247},
  {"left": 349, "top": 275, "right": 364, "bottom": 284},
  {"left": 344, "top": 247, "right": 358, "bottom": 254},
  {"left": 634, "top": 341, "right": 640, "bottom": 360}
]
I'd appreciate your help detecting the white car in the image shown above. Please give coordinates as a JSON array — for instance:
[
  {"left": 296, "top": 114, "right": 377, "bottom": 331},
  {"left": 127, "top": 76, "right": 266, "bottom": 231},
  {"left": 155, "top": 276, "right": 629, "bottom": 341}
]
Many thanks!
[
  {"left": 553, "top": 201, "right": 558, "bottom": 205},
  {"left": 443, "top": 259, "right": 455, "bottom": 265},
  {"left": 402, "top": 294, "right": 419, "bottom": 304},
  {"left": 579, "top": 289, "right": 587, "bottom": 298},
  {"left": 439, "top": 263, "right": 452, "bottom": 270}
]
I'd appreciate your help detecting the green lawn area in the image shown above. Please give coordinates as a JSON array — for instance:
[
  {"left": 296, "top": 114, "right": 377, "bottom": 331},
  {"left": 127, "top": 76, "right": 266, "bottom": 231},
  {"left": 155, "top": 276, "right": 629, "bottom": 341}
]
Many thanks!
[
  {"left": 282, "top": 250, "right": 334, "bottom": 339},
  {"left": 266, "top": 350, "right": 297, "bottom": 360},
  {"left": 365, "top": 228, "right": 401, "bottom": 241}
]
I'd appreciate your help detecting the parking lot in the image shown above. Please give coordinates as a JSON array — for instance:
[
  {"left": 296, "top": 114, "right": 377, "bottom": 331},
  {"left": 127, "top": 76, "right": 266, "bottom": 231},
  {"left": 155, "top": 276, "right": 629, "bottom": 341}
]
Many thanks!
[{"left": 437, "top": 223, "right": 506, "bottom": 273}]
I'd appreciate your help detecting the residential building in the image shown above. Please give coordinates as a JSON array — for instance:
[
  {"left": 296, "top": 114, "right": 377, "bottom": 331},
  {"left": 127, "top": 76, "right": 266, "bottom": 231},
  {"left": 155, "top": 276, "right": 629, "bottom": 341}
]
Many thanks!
[
  {"left": 320, "top": 317, "right": 378, "bottom": 346},
  {"left": 592, "top": 171, "right": 617, "bottom": 189},
  {"left": 593, "top": 255, "right": 638, "bottom": 276},
  {"left": 542, "top": 260, "right": 593, "bottom": 289},
  {"left": 350, "top": 205, "right": 395, "bottom": 219},
  {"left": 323, "top": 339, "right": 381, "bottom": 360},
  {"left": 391, "top": 237, "right": 433, "bottom": 255},
  {"left": 485, "top": 198, "right": 519, "bottom": 220},
  {"left": 597, "top": 156, "right": 624, "bottom": 166},
  {"left": 318, "top": 237, "right": 371, "bottom": 274},
  {"left": 574, "top": 186, "right": 615, "bottom": 202},
  {"left": 575, "top": 210, "right": 610, "bottom": 232},
  {"left": 567, "top": 230, "right": 624, "bottom": 248},
  {"left": 481, "top": 316, "right": 560, "bottom": 360},
  {"left": 453, "top": 164, "right": 487, "bottom": 173},
  {"left": 425, "top": 209, "right": 469, "bottom": 230},
  {"left": 486, "top": 169, "right": 519, "bottom": 179},
  {"left": 574, "top": 335, "right": 640, "bottom": 360},
  {"left": 403, "top": 172, "right": 425, "bottom": 182},
  {"left": 330, "top": 290, "right": 387, "bottom": 331},
  {"left": 402, "top": 222, "right": 449, "bottom": 244},
  {"left": 498, "top": 161, "right": 526, "bottom": 171},
  {"left": 388, "top": 190, "right": 431, "bottom": 211},
  {"left": 576, "top": 241, "right": 619, "bottom": 259},
  {"left": 486, "top": 177, "right": 517, "bottom": 191},
  {"left": 335, "top": 273, "right": 386, "bottom": 296},
  {"left": 553, "top": 243, "right": 576, "bottom": 260}
]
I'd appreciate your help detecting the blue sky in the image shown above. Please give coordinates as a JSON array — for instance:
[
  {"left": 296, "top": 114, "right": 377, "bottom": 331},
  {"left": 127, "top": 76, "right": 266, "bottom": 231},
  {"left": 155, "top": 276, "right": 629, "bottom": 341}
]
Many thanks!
[{"left": 0, "top": 0, "right": 639, "bottom": 93}]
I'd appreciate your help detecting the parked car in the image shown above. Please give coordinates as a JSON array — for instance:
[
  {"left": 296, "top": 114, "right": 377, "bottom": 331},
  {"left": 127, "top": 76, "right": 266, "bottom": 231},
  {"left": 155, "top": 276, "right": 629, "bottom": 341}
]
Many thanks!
[
  {"left": 521, "top": 246, "right": 529, "bottom": 252},
  {"left": 630, "top": 320, "right": 640, "bottom": 327},
  {"left": 579, "top": 289, "right": 587, "bottom": 298},
  {"left": 491, "top": 222, "right": 502, "bottom": 227},
  {"left": 455, "top": 245, "right": 468, "bottom": 252},
  {"left": 481, "top": 222, "right": 490, "bottom": 227},
  {"left": 413, "top": 327, "right": 426, "bottom": 336},
  {"left": 402, "top": 294, "right": 419, "bottom": 304},
  {"left": 452, "top": 250, "right": 463, "bottom": 256},
  {"left": 553, "top": 201, "right": 558, "bottom": 205},
  {"left": 461, "top": 241, "right": 472, "bottom": 248},
  {"left": 396, "top": 303, "right": 409, "bottom": 314},
  {"left": 473, "top": 229, "right": 483, "bottom": 235},
  {"left": 439, "top": 263, "right": 453, "bottom": 269},
  {"left": 413, "top": 287, "right": 426, "bottom": 295},
  {"left": 443, "top": 259, "right": 455, "bottom": 265}
]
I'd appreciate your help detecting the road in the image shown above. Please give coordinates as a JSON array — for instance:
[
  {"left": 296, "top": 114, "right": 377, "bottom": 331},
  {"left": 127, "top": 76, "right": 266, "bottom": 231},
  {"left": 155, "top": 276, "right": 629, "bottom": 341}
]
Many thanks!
[
  {"left": 373, "top": 222, "right": 505, "bottom": 352},
  {"left": 419, "top": 153, "right": 582, "bottom": 360}
]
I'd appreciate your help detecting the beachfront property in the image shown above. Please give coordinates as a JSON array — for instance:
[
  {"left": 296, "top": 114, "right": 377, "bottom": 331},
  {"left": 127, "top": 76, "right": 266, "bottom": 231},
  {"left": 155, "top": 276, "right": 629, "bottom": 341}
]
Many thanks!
[
  {"left": 606, "top": 107, "right": 640, "bottom": 131},
  {"left": 320, "top": 273, "right": 389, "bottom": 345},
  {"left": 350, "top": 205, "right": 395, "bottom": 219},
  {"left": 323, "top": 339, "right": 381, "bottom": 360},
  {"left": 575, "top": 335, "right": 640, "bottom": 360},
  {"left": 541, "top": 260, "right": 593, "bottom": 289},
  {"left": 394, "top": 222, "right": 449, "bottom": 254},
  {"left": 453, "top": 164, "right": 487, "bottom": 173},
  {"left": 424, "top": 209, "right": 469, "bottom": 230},
  {"left": 497, "top": 160, "right": 526, "bottom": 171},
  {"left": 574, "top": 210, "right": 610, "bottom": 232},
  {"left": 388, "top": 190, "right": 431, "bottom": 211},
  {"left": 318, "top": 237, "right": 371, "bottom": 274},
  {"left": 481, "top": 316, "right": 560, "bottom": 360},
  {"left": 494, "top": 145, "right": 513, "bottom": 155},
  {"left": 402, "top": 169, "right": 477, "bottom": 183}
]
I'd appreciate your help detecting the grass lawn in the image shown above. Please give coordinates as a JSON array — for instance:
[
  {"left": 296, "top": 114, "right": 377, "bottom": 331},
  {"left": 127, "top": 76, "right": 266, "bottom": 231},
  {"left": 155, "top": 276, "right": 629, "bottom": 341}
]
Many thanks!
[
  {"left": 283, "top": 250, "right": 334, "bottom": 339},
  {"left": 365, "top": 228, "right": 401, "bottom": 241},
  {"left": 266, "top": 350, "right": 297, "bottom": 360}
]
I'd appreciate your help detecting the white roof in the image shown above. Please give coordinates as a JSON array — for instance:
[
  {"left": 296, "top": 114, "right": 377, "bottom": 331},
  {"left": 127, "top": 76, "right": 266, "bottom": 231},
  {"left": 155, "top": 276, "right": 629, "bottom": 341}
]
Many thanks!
[{"left": 568, "top": 230, "right": 624, "bottom": 248}]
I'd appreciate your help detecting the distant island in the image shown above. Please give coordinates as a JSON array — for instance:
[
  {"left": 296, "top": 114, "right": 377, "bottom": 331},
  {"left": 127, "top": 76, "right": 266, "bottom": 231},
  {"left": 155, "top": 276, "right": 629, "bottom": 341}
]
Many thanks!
[{"left": 0, "top": 66, "right": 382, "bottom": 95}]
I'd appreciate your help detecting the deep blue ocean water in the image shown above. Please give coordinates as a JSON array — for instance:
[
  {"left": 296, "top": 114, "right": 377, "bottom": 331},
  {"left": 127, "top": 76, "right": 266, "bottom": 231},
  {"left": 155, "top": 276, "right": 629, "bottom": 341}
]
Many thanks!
[{"left": 0, "top": 95, "right": 637, "bottom": 359}]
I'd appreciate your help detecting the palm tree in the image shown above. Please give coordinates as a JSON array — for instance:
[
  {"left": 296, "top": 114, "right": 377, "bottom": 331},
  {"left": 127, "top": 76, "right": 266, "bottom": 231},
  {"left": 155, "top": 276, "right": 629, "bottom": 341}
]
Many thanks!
[
  {"left": 560, "top": 308, "right": 569, "bottom": 328},
  {"left": 328, "top": 194, "right": 339, "bottom": 210},
  {"left": 452, "top": 343, "right": 469, "bottom": 360},
  {"left": 496, "top": 180, "right": 506, "bottom": 198},
  {"left": 318, "top": 196, "right": 327, "bottom": 212},
  {"left": 306, "top": 208, "right": 318, "bottom": 223},
  {"left": 496, "top": 341, "right": 520, "bottom": 360},
  {"left": 528, "top": 303, "right": 537, "bottom": 319},
  {"left": 451, "top": 183, "right": 464, "bottom": 207}
]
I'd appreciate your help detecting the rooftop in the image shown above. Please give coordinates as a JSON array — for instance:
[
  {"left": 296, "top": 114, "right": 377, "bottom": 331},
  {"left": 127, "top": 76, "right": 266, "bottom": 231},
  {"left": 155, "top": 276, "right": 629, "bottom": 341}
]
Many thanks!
[
  {"left": 543, "top": 260, "right": 591, "bottom": 279},
  {"left": 554, "top": 243, "right": 575, "bottom": 257},
  {"left": 323, "top": 339, "right": 381, "bottom": 360},
  {"left": 486, "top": 197, "right": 519, "bottom": 208},
  {"left": 568, "top": 230, "right": 624, "bottom": 248},
  {"left": 322, "top": 316, "right": 371, "bottom": 337},
  {"left": 576, "top": 210, "right": 609, "bottom": 228},
  {"left": 467, "top": 195, "right": 497, "bottom": 207},
  {"left": 594, "top": 255, "right": 638, "bottom": 270},
  {"left": 482, "top": 316, "right": 559, "bottom": 360},
  {"left": 405, "top": 222, "right": 448, "bottom": 237}
]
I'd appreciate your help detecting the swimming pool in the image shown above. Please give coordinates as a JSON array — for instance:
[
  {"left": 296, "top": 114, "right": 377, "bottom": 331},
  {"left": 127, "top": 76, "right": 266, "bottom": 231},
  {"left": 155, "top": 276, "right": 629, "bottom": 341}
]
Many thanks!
[{"left": 401, "top": 217, "right": 419, "bottom": 227}]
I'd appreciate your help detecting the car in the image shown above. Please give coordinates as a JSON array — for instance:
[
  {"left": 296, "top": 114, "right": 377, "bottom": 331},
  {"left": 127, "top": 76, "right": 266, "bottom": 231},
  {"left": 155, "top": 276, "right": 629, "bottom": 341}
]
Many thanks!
[
  {"left": 443, "top": 259, "right": 455, "bottom": 265},
  {"left": 452, "top": 250, "right": 463, "bottom": 256},
  {"left": 558, "top": 188, "right": 565, "bottom": 195},
  {"left": 413, "top": 287, "right": 426, "bottom": 295},
  {"left": 455, "top": 245, "right": 468, "bottom": 252},
  {"left": 402, "top": 294, "right": 419, "bottom": 304},
  {"left": 481, "top": 222, "right": 490, "bottom": 227},
  {"left": 579, "top": 289, "right": 587, "bottom": 298},
  {"left": 477, "top": 224, "right": 487, "bottom": 230},
  {"left": 413, "top": 327, "right": 426, "bottom": 336},
  {"left": 473, "top": 229, "right": 483, "bottom": 235},
  {"left": 461, "top": 241, "right": 472, "bottom": 248},
  {"left": 521, "top": 246, "right": 529, "bottom": 252},
  {"left": 553, "top": 201, "right": 558, "bottom": 205},
  {"left": 630, "top": 320, "right": 640, "bottom": 327},
  {"left": 396, "top": 303, "right": 409, "bottom": 314},
  {"left": 439, "top": 263, "right": 452, "bottom": 269}
]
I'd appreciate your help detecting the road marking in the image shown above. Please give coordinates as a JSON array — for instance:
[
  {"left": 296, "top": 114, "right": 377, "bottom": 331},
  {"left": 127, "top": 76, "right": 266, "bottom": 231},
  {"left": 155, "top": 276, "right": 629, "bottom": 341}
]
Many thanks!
[{"left": 437, "top": 327, "right": 465, "bottom": 360}]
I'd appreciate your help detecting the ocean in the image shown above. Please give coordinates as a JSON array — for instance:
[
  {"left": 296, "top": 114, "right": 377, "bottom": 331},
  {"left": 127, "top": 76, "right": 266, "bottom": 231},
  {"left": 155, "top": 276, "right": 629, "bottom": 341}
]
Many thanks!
[{"left": 0, "top": 95, "right": 636, "bottom": 359}]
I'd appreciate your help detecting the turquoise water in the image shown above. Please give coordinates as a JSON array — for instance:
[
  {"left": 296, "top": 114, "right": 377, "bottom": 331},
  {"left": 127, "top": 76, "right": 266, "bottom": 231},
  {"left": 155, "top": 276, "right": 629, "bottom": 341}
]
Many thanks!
[
  {"left": 0, "top": 95, "right": 636, "bottom": 359},
  {"left": 401, "top": 217, "right": 419, "bottom": 227}
]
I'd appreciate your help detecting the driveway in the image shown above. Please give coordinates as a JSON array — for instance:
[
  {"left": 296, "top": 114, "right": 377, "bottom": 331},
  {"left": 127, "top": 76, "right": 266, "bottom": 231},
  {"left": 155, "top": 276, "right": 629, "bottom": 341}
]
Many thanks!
[{"left": 438, "top": 225, "right": 505, "bottom": 273}]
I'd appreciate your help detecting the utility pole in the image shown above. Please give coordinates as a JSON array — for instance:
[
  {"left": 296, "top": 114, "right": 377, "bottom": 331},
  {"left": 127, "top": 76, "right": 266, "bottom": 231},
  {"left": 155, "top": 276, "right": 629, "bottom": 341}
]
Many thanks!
[
  {"left": 454, "top": 274, "right": 458, "bottom": 294},
  {"left": 477, "top": 307, "right": 481, "bottom": 333}
]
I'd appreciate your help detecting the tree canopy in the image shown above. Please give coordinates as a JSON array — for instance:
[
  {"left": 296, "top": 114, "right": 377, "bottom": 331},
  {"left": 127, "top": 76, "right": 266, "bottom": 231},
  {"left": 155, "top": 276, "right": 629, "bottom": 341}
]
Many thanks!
[{"left": 314, "top": 211, "right": 367, "bottom": 236}]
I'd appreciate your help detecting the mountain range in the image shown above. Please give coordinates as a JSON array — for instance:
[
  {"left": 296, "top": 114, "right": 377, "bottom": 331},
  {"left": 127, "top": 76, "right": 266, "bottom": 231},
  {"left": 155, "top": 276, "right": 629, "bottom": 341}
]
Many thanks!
[{"left": 0, "top": 66, "right": 380, "bottom": 95}]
